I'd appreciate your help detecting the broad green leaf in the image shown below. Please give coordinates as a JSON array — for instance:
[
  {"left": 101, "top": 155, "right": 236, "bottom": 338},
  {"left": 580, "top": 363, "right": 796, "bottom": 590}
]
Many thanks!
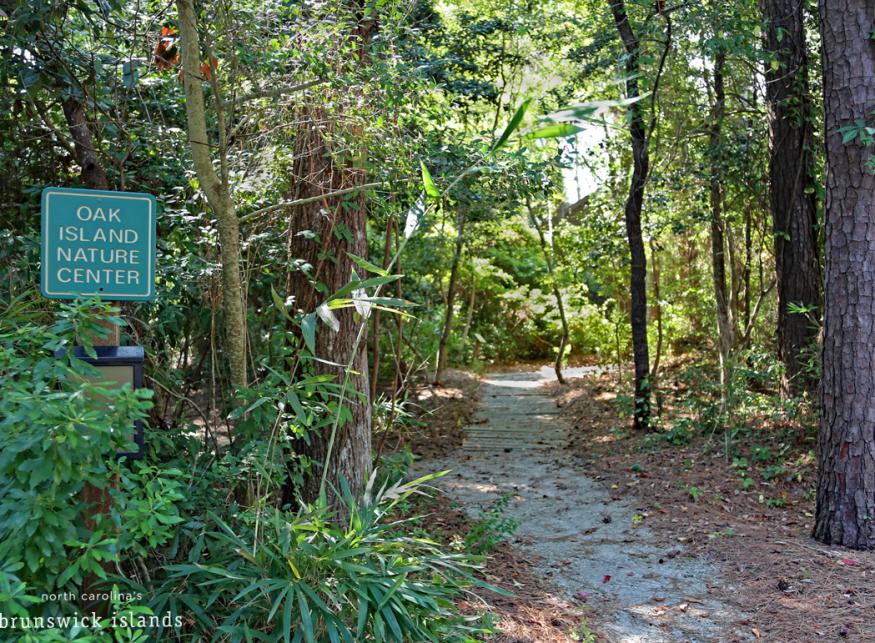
[
  {"left": 420, "top": 161, "right": 440, "bottom": 198},
  {"left": 301, "top": 312, "right": 316, "bottom": 352},
  {"left": 841, "top": 127, "right": 859, "bottom": 143}
]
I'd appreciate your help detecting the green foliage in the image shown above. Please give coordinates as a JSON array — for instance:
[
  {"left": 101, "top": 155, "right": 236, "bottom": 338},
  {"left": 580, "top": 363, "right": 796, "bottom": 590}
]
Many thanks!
[
  {"left": 145, "top": 474, "right": 492, "bottom": 641},
  {"left": 0, "top": 0, "right": 843, "bottom": 635},
  {"left": 662, "top": 418, "right": 694, "bottom": 445},
  {"left": 0, "top": 299, "right": 154, "bottom": 591},
  {"left": 0, "top": 298, "right": 187, "bottom": 639}
]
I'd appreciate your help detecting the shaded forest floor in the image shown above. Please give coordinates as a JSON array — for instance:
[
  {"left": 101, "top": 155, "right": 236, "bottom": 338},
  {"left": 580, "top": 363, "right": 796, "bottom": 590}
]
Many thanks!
[
  {"left": 548, "top": 368, "right": 875, "bottom": 642},
  {"left": 391, "top": 364, "right": 875, "bottom": 642}
]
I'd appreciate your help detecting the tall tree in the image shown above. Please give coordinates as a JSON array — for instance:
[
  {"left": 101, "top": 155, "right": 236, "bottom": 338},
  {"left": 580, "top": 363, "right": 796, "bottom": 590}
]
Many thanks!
[
  {"left": 813, "top": 0, "right": 875, "bottom": 548},
  {"left": 607, "top": 0, "right": 671, "bottom": 430},
  {"left": 434, "top": 208, "right": 465, "bottom": 384},
  {"left": 760, "top": 0, "right": 821, "bottom": 396},
  {"left": 177, "top": 0, "right": 248, "bottom": 392},
  {"left": 284, "top": 3, "right": 375, "bottom": 508},
  {"left": 707, "top": 47, "right": 734, "bottom": 411}
]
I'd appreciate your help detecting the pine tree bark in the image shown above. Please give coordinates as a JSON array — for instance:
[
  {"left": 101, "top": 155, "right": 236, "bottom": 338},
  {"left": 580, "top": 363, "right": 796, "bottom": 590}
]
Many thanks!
[
  {"left": 177, "top": 0, "right": 248, "bottom": 393},
  {"left": 284, "top": 110, "right": 372, "bottom": 507},
  {"left": 761, "top": 0, "right": 821, "bottom": 396},
  {"left": 609, "top": 0, "right": 651, "bottom": 429},
  {"left": 813, "top": 0, "right": 875, "bottom": 548}
]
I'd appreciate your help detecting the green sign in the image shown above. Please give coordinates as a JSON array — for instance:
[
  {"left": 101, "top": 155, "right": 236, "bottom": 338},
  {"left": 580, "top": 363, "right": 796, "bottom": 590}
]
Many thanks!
[{"left": 41, "top": 187, "right": 156, "bottom": 301}]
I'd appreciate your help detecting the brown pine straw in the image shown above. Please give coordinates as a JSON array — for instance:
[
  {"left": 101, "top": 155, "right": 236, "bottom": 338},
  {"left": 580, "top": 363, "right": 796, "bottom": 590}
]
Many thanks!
[{"left": 549, "top": 369, "right": 875, "bottom": 642}]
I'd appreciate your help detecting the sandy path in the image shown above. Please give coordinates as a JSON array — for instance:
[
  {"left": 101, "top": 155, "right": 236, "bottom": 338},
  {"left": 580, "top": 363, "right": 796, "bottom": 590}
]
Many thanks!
[{"left": 414, "top": 367, "right": 750, "bottom": 642}]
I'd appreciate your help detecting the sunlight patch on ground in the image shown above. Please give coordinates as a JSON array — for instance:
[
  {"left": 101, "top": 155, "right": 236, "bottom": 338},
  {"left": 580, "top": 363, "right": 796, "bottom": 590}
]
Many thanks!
[
  {"left": 482, "top": 378, "right": 543, "bottom": 389},
  {"left": 417, "top": 386, "right": 464, "bottom": 401},
  {"left": 450, "top": 480, "right": 501, "bottom": 494}
]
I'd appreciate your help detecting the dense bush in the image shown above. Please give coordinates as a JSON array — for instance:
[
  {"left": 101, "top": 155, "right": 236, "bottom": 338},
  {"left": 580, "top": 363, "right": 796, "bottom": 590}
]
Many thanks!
[
  {"left": 144, "top": 473, "right": 492, "bottom": 641},
  {"left": 0, "top": 296, "right": 491, "bottom": 641}
]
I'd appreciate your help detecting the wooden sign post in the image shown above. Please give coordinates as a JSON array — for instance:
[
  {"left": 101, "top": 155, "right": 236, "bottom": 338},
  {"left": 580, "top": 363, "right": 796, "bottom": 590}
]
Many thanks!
[
  {"left": 40, "top": 185, "right": 156, "bottom": 457},
  {"left": 39, "top": 186, "right": 157, "bottom": 578}
]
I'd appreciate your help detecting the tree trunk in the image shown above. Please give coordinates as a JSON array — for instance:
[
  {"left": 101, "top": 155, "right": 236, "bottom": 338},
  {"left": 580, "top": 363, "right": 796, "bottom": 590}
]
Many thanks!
[
  {"left": 177, "top": 0, "right": 248, "bottom": 393},
  {"left": 282, "top": 2, "right": 378, "bottom": 507},
  {"left": 813, "top": 0, "right": 875, "bottom": 549},
  {"left": 761, "top": 0, "right": 821, "bottom": 396},
  {"left": 284, "top": 109, "right": 372, "bottom": 507},
  {"left": 434, "top": 209, "right": 465, "bottom": 384},
  {"left": 609, "top": 0, "right": 651, "bottom": 430},
  {"left": 528, "top": 198, "right": 569, "bottom": 384},
  {"left": 708, "top": 49, "right": 734, "bottom": 411},
  {"left": 461, "top": 278, "right": 476, "bottom": 349},
  {"left": 61, "top": 98, "right": 109, "bottom": 191},
  {"left": 649, "top": 238, "right": 663, "bottom": 390}
]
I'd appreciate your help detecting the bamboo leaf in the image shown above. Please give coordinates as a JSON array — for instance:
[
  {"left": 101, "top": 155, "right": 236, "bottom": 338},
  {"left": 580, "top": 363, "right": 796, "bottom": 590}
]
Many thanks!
[
  {"left": 522, "top": 123, "right": 585, "bottom": 140},
  {"left": 420, "top": 161, "right": 440, "bottom": 198},
  {"left": 349, "top": 253, "right": 389, "bottom": 277},
  {"left": 297, "top": 589, "right": 316, "bottom": 643},
  {"left": 490, "top": 98, "right": 532, "bottom": 153}
]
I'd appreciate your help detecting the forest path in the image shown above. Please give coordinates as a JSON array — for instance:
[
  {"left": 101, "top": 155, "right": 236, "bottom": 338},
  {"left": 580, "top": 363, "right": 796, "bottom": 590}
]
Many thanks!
[{"left": 415, "top": 367, "right": 750, "bottom": 642}]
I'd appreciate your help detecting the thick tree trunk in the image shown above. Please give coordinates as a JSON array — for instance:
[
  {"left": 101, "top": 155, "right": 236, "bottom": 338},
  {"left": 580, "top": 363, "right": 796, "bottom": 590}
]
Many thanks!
[
  {"left": 177, "top": 0, "right": 248, "bottom": 393},
  {"left": 434, "top": 209, "right": 465, "bottom": 384},
  {"left": 709, "top": 49, "right": 734, "bottom": 411},
  {"left": 609, "top": 0, "right": 651, "bottom": 429},
  {"left": 282, "top": 0, "right": 376, "bottom": 510},
  {"left": 284, "top": 112, "right": 372, "bottom": 511},
  {"left": 813, "top": 0, "right": 875, "bottom": 548},
  {"left": 761, "top": 0, "right": 821, "bottom": 396}
]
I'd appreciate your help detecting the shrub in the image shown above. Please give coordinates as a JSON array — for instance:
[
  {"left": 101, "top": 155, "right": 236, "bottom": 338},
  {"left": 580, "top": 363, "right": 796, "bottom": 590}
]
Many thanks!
[
  {"left": 0, "top": 298, "right": 183, "bottom": 639},
  {"left": 464, "top": 493, "right": 519, "bottom": 554},
  {"left": 144, "top": 472, "right": 494, "bottom": 641},
  {"left": 0, "top": 299, "right": 154, "bottom": 593}
]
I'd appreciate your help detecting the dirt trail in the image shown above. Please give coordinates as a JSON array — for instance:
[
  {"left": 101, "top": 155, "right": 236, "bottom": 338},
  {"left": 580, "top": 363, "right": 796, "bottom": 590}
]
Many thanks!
[{"left": 415, "top": 367, "right": 750, "bottom": 642}]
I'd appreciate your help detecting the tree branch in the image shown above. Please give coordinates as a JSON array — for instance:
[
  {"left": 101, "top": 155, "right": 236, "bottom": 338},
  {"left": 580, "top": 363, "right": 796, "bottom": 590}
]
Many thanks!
[{"left": 239, "top": 182, "right": 383, "bottom": 225}]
